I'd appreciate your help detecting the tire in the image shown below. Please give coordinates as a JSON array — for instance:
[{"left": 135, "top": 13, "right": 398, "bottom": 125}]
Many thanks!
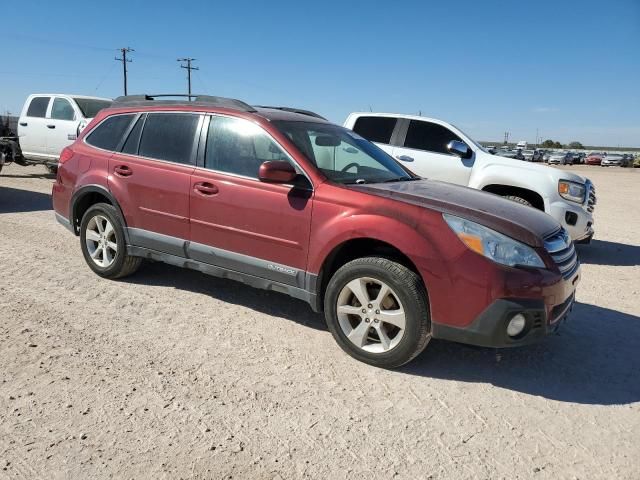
[
  {"left": 503, "top": 195, "right": 532, "bottom": 207},
  {"left": 323, "top": 257, "right": 431, "bottom": 368},
  {"left": 45, "top": 165, "right": 58, "bottom": 175},
  {"left": 79, "top": 202, "right": 142, "bottom": 279}
]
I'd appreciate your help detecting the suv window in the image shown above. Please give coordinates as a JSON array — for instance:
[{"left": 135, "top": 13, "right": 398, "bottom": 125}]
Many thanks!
[
  {"left": 26, "top": 97, "right": 50, "bottom": 118},
  {"left": 404, "top": 120, "right": 462, "bottom": 155},
  {"left": 138, "top": 113, "right": 199, "bottom": 165},
  {"left": 51, "top": 98, "right": 75, "bottom": 121},
  {"left": 352, "top": 116, "right": 397, "bottom": 144},
  {"left": 121, "top": 115, "right": 144, "bottom": 155},
  {"left": 86, "top": 114, "right": 135, "bottom": 151},
  {"left": 205, "top": 116, "right": 290, "bottom": 178}
]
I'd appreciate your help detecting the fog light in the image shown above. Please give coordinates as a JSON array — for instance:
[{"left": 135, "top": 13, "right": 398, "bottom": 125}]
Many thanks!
[{"left": 507, "top": 313, "right": 527, "bottom": 337}]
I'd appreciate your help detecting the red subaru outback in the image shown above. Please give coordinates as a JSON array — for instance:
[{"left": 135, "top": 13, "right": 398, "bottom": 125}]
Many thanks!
[{"left": 52, "top": 95, "right": 580, "bottom": 368}]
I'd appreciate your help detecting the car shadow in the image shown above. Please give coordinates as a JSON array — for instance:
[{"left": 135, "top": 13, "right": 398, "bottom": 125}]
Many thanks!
[
  {"left": 577, "top": 240, "right": 640, "bottom": 266},
  {"left": 124, "top": 261, "right": 327, "bottom": 331},
  {"left": 403, "top": 302, "right": 640, "bottom": 405},
  {"left": 0, "top": 186, "right": 52, "bottom": 213}
]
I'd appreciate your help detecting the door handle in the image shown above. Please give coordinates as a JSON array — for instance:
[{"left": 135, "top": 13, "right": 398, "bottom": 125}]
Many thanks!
[
  {"left": 47, "top": 124, "right": 56, "bottom": 129},
  {"left": 194, "top": 182, "right": 219, "bottom": 195},
  {"left": 114, "top": 165, "right": 133, "bottom": 177},
  {"left": 19, "top": 122, "right": 27, "bottom": 127},
  {"left": 396, "top": 155, "right": 414, "bottom": 162}
]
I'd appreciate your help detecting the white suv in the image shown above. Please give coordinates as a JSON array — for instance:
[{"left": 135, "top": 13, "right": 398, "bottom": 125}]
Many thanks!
[
  {"left": 17, "top": 94, "right": 111, "bottom": 171},
  {"left": 344, "top": 113, "right": 596, "bottom": 242}
]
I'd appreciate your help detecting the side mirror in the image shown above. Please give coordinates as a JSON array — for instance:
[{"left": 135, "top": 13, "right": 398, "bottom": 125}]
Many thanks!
[
  {"left": 447, "top": 140, "right": 471, "bottom": 159},
  {"left": 259, "top": 161, "right": 297, "bottom": 184}
]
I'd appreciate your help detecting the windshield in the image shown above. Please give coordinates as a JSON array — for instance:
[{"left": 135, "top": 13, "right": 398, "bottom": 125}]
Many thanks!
[
  {"left": 272, "top": 121, "right": 414, "bottom": 184},
  {"left": 73, "top": 98, "right": 112, "bottom": 118}
]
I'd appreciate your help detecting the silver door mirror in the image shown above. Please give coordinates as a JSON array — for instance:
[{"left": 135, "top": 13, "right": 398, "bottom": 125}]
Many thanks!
[{"left": 447, "top": 140, "right": 471, "bottom": 158}]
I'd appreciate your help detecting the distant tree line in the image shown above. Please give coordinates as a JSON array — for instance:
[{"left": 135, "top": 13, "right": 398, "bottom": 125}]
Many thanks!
[{"left": 541, "top": 139, "right": 584, "bottom": 149}]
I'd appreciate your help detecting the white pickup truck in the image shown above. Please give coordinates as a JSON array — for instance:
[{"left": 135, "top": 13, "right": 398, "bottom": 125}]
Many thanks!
[
  {"left": 344, "top": 113, "right": 595, "bottom": 242},
  {"left": 0, "top": 94, "right": 111, "bottom": 174}
]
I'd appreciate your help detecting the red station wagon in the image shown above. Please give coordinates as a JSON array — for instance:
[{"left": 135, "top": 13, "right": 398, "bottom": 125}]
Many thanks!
[{"left": 52, "top": 95, "right": 580, "bottom": 368}]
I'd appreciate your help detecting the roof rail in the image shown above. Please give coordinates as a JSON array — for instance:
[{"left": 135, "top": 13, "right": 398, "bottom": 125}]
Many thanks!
[
  {"left": 253, "top": 106, "right": 327, "bottom": 120},
  {"left": 112, "top": 94, "right": 256, "bottom": 112}
]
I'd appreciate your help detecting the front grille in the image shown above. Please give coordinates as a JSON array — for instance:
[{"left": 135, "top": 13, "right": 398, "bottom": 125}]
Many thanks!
[
  {"left": 544, "top": 228, "right": 579, "bottom": 279},
  {"left": 586, "top": 180, "right": 596, "bottom": 213}
]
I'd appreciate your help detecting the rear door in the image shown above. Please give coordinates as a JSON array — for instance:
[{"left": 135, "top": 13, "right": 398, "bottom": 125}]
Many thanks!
[
  {"left": 188, "top": 114, "right": 313, "bottom": 286},
  {"left": 108, "top": 112, "right": 201, "bottom": 256},
  {"left": 392, "top": 119, "right": 474, "bottom": 185},
  {"left": 47, "top": 96, "right": 80, "bottom": 158},
  {"left": 17, "top": 96, "right": 52, "bottom": 160}
]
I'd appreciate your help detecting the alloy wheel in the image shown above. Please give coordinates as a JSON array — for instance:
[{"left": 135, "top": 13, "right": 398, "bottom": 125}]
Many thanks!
[
  {"left": 336, "top": 277, "right": 406, "bottom": 353},
  {"left": 85, "top": 215, "right": 117, "bottom": 268}
]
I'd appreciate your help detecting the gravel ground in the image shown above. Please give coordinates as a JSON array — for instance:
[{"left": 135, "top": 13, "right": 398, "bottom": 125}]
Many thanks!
[{"left": 0, "top": 163, "right": 638, "bottom": 479}]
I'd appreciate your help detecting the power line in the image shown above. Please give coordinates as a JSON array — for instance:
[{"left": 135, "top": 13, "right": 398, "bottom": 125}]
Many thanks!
[
  {"left": 177, "top": 58, "right": 199, "bottom": 99},
  {"left": 115, "top": 47, "right": 134, "bottom": 96}
]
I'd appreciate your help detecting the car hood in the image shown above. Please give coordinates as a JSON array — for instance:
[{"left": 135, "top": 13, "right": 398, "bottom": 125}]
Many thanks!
[
  {"left": 349, "top": 180, "right": 560, "bottom": 248},
  {"left": 485, "top": 151, "right": 585, "bottom": 183}
]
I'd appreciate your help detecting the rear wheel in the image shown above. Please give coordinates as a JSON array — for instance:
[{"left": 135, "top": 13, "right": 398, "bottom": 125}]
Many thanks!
[
  {"left": 80, "top": 203, "right": 141, "bottom": 279},
  {"left": 45, "top": 165, "right": 58, "bottom": 175},
  {"left": 324, "top": 257, "right": 431, "bottom": 368}
]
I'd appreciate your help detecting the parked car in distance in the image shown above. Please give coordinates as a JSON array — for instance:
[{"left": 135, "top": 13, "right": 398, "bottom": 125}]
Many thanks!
[
  {"left": 345, "top": 112, "right": 595, "bottom": 242},
  {"left": 17, "top": 94, "right": 112, "bottom": 173},
  {"left": 52, "top": 94, "right": 581, "bottom": 368},
  {"left": 586, "top": 152, "right": 604, "bottom": 165},
  {"left": 571, "top": 152, "right": 586, "bottom": 164},
  {"left": 521, "top": 149, "right": 536, "bottom": 161},
  {"left": 547, "top": 151, "right": 573, "bottom": 165},
  {"left": 494, "top": 149, "right": 519, "bottom": 159},
  {"left": 601, "top": 154, "right": 624, "bottom": 167},
  {"left": 634, "top": 156, "right": 640, "bottom": 168}
]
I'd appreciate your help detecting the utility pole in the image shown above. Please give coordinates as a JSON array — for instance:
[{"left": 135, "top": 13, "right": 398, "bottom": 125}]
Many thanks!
[
  {"left": 177, "top": 58, "right": 199, "bottom": 99},
  {"left": 115, "top": 47, "right": 134, "bottom": 96},
  {"left": 503, "top": 131, "right": 510, "bottom": 145}
]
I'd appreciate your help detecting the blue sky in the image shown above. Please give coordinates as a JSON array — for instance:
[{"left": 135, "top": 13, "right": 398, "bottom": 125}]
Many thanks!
[{"left": 3, "top": 0, "right": 639, "bottom": 146}]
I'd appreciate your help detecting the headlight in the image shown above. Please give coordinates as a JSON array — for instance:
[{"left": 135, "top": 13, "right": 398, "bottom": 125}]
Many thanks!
[
  {"left": 558, "top": 180, "right": 586, "bottom": 203},
  {"left": 443, "top": 214, "right": 545, "bottom": 268}
]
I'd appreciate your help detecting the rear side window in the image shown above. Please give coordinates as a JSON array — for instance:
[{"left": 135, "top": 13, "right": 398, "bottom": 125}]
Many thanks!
[
  {"left": 404, "top": 120, "right": 462, "bottom": 155},
  {"left": 26, "top": 97, "right": 50, "bottom": 118},
  {"left": 138, "top": 113, "right": 199, "bottom": 165},
  {"left": 351, "top": 116, "right": 397, "bottom": 144},
  {"left": 86, "top": 114, "right": 135, "bottom": 151},
  {"left": 51, "top": 98, "right": 75, "bottom": 121},
  {"left": 205, "top": 116, "right": 290, "bottom": 178}
]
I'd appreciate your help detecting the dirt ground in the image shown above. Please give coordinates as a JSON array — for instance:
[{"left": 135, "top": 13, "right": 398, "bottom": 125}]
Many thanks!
[{"left": 0, "top": 163, "right": 638, "bottom": 479}]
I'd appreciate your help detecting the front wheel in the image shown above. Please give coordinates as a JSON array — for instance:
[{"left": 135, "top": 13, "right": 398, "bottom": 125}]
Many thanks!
[
  {"left": 324, "top": 257, "right": 431, "bottom": 368},
  {"left": 80, "top": 203, "right": 142, "bottom": 279},
  {"left": 503, "top": 195, "right": 533, "bottom": 207}
]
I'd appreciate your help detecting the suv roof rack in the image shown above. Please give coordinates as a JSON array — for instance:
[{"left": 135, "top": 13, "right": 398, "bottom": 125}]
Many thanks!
[
  {"left": 112, "top": 94, "right": 256, "bottom": 112},
  {"left": 253, "top": 106, "right": 327, "bottom": 120}
]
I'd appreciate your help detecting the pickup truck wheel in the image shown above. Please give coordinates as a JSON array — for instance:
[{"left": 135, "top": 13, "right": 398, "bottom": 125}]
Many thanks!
[
  {"left": 45, "top": 165, "right": 58, "bottom": 175},
  {"left": 503, "top": 195, "right": 532, "bottom": 207},
  {"left": 79, "top": 203, "right": 142, "bottom": 279},
  {"left": 324, "top": 257, "right": 431, "bottom": 368}
]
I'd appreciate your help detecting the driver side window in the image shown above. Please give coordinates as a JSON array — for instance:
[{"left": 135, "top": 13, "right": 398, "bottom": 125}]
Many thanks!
[
  {"left": 404, "top": 120, "right": 462, "bottom": 155},
  {"left": 205, "top": 116, "right": 291, "bottom": 178}
]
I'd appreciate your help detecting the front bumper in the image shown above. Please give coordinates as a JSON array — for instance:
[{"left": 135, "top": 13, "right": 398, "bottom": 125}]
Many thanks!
[
  {"left": 432, "top": 293, "right": 575, "bottom": 348},
  {"left": 548, "top": 200, "right": 594, "bottom": 242}
]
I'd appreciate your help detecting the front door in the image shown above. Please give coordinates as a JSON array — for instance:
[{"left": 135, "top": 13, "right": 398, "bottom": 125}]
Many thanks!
[
  {"left": 392, "top": 119, "right": 474, "bottom": 185},
  {"left": 47, "top": 97, "right": 80, "bottom": 158},
  {"left": 189, "top": 115, "right": 313, "bottom": 287}
]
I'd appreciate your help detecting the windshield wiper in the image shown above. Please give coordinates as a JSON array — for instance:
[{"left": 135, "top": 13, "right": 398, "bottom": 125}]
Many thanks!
[{"left": 382, "top": 177, "right": 416, "bottom": 183}]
